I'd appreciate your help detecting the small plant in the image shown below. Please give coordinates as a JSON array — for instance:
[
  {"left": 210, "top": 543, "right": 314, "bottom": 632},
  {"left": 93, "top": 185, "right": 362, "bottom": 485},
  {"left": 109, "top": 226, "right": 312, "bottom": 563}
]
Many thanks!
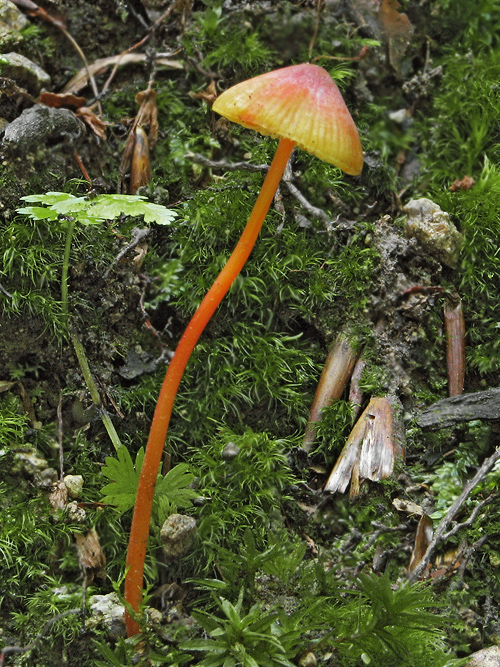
[
  {"left": 16, "top": 191, "right": 175, "bottom": 322},
  {"left": 179, "top": 588, "right": 296, "bottom": 667},
  {"left": 100, "top": 447, "right": 198, "bottom": 527}
]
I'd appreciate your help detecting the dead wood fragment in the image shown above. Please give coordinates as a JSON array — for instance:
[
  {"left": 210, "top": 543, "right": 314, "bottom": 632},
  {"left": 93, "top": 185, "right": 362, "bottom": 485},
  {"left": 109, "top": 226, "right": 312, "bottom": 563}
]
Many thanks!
[
  {"left": 302, "top": 332, "right": 359, "bottom": 453},
  {"left": 63, "top": 55, "right": 183, "bottom": 95},
  {"left": 444, "top": 293, "right": 465, "bottom": 396},
  {"left": 408, "top": 514, "right": 433, "bottom": 575},
  {"left": 408, "top": 446, "right": 500, "bottom": 582},
  {"left": 417, "top": 388, "right": 500, "bottom": 429},
  {"left": 324, "top": 396, "right": 405, "bottom": 495}
]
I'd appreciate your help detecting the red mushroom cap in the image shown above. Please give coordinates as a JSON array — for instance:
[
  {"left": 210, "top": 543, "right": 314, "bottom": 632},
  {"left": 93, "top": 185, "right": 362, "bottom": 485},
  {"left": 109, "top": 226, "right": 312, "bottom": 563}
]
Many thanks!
[{"left": 212, "top": 63, "right": 363, "bottom": 176}]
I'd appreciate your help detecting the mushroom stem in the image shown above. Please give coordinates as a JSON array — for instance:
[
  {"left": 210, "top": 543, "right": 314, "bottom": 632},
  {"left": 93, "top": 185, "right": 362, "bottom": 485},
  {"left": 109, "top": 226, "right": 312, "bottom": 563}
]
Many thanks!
[{"left": 124, "top": 136, "right": 295, "bottom": 636}]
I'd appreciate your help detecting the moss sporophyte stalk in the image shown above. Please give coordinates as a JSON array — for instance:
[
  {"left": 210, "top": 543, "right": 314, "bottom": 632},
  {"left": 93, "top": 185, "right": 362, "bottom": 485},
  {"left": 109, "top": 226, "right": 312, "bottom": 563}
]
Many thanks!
[{"left": 123, "top": 63, "right": 364, "bottom": 636}]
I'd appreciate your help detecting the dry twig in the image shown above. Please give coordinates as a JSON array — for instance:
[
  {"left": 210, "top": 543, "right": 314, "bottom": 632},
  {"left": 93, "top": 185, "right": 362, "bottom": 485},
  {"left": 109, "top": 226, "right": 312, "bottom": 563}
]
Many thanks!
[{"left": 409, "top": 445, "right": 500, "bottom": 582}]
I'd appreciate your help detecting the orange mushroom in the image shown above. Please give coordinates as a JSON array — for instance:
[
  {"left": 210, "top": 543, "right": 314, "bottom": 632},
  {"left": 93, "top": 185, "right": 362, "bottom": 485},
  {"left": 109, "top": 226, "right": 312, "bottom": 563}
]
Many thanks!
[{"left": 124, "top": 63, "right": 363, "bottom": 636}]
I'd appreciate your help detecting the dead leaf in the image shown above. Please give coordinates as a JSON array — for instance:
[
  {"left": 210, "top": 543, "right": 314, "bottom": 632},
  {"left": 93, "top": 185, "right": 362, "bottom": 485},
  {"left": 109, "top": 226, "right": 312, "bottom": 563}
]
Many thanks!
[
  {"left": 76, "top": 106, "right": 107, "bottom": 140},
  {"left": 40, "top": 91, "right": 86, "bottom": 109},
  {"left": 190, "top": 80, "right": 217, "bottom": 104},
  {"left": 378, "top": 0, "right": 414, "bottom": 74},
  {"left": 75, "top": 528, "right": 106, "bottom": 583},
  {"left": 408, "top": 514, "right": 433, "bottom": 574},
  {"left": 392, "top": 498, "right": 425, "bottom": 516}
]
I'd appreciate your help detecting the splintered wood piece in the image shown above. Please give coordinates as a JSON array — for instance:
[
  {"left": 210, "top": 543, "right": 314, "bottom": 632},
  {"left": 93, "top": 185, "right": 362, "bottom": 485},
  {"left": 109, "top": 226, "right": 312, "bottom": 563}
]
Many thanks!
[
  {"left": 444, "top": 294, "right": 465, "bottom": 397},
  {"left": 325, "top": 413, "right": 365, "bottom": 494},
  {"left": 325, "top": 396, "right": 404, "bottom": 496},
  {"left": 302, "top": 332, "right": 359, "bottom": 452}
]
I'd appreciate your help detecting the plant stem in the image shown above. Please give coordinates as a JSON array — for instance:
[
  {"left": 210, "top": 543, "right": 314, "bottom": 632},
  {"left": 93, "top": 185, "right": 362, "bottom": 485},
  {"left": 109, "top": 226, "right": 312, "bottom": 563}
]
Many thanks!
[
  {"left": 61, "top": 217, "right": 75, "bottom": 322},
  {"left": 124, "top": 136, "right": 295, "bottom": 636},
  {"left": 62, "top": 217, "right": 123, "bottom": 452}
]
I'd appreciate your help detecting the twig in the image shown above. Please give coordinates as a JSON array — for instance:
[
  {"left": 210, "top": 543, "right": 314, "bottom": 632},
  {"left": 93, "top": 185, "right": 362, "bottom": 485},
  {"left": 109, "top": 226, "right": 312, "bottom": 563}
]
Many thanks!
[
  {"left": 187, "top": 152, "right": 269, "bottom": 173},
  {"left": 308, "top": 0, "right": 324, "bottom": 59},
  {"left": 60, "top": 27, "right": 101, "bottom": 112},
  {"left": 0, "top": 609, "right": 82, "bottom": 666},
  {"left": 409, "top": 444, "right": 500, "bottom": 582},
  {"left": 104, "top": 227, "right": 150, "bottom": 278},
  {"left": 442, "top": 493, "right": 499, "bottom": 541},
  {"left": 56, "top": 391, "right": 64, "bottom": 478},
  {"left": 188, "top": 153, "right": 352, "bottom": 232},
  {"left": 366, "top": 521, "right": 409, "bottom": 549},
  {"left": 102, "top": 2, "right": 178, "bottom": 94}
]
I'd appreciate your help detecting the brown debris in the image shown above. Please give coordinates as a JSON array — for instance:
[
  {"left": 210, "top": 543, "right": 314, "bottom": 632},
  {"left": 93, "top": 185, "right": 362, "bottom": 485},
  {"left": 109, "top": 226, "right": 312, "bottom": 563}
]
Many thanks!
[
  {"left": 324, "top": 396, "right": 405, "bottom": 496},
  {"left": 450, "top": 175, "right": 475, "bottom": 192},
  {"left": 444, "top": 294, "right": 466, "bottom": 397},
  {"left": 302, "top": 332, "right": 359, "bottom": 453}
]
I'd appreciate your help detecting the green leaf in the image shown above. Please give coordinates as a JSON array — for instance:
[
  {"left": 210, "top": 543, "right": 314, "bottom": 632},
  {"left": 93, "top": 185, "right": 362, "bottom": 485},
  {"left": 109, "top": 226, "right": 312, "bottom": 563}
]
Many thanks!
[
  {"left": 15, "top": 206, "right": 59, "bottom": 220},
  {"left": 100, "top": 446, "right": 143, "bottom": 514},
  {"left": 100, "top": 450, "right": 197, "bottom": 517},
  {"left": 154, "top": 463, "right": 198, "bottom": 509},
  {"left": 88, "top": 195, "right": 176, "bottom": 225},
  {"left": 17, "top": 192, "right": 176, "bottom": 226}
]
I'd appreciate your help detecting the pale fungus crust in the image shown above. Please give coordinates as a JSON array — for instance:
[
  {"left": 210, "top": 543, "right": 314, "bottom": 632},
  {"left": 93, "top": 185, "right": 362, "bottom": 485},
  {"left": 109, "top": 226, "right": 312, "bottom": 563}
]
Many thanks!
[{"left": 212, "top": 63, "right": 363, "bottom": 176}]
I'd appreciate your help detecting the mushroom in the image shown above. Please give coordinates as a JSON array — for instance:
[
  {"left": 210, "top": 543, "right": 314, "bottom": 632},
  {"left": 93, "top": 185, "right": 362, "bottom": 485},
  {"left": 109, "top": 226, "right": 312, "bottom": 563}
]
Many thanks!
[{"left": 124, "top": 63, "right": 363, "bottom": 636}]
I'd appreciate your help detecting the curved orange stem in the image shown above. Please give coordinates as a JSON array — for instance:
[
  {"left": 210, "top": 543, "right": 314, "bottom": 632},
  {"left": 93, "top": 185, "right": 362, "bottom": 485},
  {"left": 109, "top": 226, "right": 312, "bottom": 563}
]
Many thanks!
[{"left": 124, "top": 137, "right": 295, "bottom": 635}]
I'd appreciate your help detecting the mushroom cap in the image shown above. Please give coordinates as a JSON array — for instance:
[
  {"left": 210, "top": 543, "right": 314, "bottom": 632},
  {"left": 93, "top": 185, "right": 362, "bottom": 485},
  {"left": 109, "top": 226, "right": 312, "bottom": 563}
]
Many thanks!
[{"left": 212, "top": 63, "right": 363, "bottom": 176}]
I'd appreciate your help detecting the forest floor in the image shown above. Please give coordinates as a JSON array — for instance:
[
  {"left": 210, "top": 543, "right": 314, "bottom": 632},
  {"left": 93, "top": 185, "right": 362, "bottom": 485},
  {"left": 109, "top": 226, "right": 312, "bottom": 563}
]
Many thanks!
[{"left": 1, "top": 1, "right": 500, "bottom": 666}]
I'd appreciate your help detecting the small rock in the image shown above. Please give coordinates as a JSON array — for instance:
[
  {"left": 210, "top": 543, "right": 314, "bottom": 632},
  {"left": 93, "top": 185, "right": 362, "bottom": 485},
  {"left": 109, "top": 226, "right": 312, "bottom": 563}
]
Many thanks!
[
  {"left": 221, "top": 441, "right": 240, "bottom": 461},
  {"left": 88, "top": 593, "right": 126, "bottom": 641},
  {"left": 35, "top": 467, "right": 58, "bottom": 489},
  {"left": 160, "top": 514, "right": 196, "bottom": 561},
  {"left": 466, "top": 646, "right": 500, "bottom": 667},
  {"left": 64, "top": 474, "right": 84, "bottom": 499},
  {"left": 0, "top": 0, "right": 28, "bottom": 47},
  {"left": 0, "top": 52, "right": 50, "bottom": 94},
  {"left": 118, "top": 348, "right": 157, "bottom": 379},
  {"left": 2, "top": 104, "right": 85, "bottom": 155},
  {"left": 403, "top": 197, "right": 463, "bottom": 268},
  {"left": 10, "top": 446, "right": 48, "bottom": 476},
  {"left": 298, "top": 653, "right": 317, "bottom": 667}
]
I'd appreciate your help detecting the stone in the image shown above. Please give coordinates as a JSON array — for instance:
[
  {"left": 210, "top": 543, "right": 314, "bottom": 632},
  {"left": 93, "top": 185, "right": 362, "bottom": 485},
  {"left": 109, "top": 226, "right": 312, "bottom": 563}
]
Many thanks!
[
  {"left": 0, "top": 52, "right": 50, "bottom": 94},
  {"left": 466, "top": 646, "right": 500, "bottom": 667},
  {"left": 403, "top": 197, "right": 463, "bottom": 268},
  {"left": 160, "top": 514, "right": 196, "bottom": 561},
  {"left": 0, "top": 0, "right": 28, "bottom": 47},
  {"left": 88, "top": 593, "right": 126, "bottom": 640},
  {"left": 64, "top": 474, "right": 84, "bottom": 499},
  {"left": 2, "top": 104, "right": 84, "bottom": 155}
]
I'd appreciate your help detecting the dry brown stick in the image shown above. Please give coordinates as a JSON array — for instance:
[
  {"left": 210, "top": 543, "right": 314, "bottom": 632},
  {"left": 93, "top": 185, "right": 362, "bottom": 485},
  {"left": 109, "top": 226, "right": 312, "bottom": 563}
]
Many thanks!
[
  {"left": 102, "top": 2, "right": 177, "bottom": 94},
  {"left": 408, "top": 444, "right": 500, "bottom": 582},
  {"left": 444, "top": 293, "right": 465, "bottom": 397}
]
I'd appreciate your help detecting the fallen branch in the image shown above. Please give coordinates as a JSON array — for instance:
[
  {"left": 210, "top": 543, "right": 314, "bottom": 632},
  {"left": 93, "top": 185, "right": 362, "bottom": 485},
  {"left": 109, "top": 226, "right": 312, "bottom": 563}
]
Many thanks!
[
  {"left": 418, "top": 388, "right": 500, "bottom": 429},
  {"left": 408, "top": 444, "right": 500, "bottom": 582}
]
